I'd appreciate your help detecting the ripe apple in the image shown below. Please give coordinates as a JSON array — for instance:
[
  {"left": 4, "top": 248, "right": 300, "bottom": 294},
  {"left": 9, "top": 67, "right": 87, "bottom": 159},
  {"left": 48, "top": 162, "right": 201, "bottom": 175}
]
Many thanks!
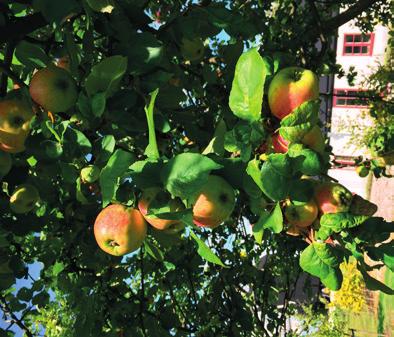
[
  {"left": 138, "top": 188, "right": 185, "bottom": 233},
  {"left": 180, "top": 38, "right": 205, "bottom": 62},
  {"left": 271, "top": 132, "right": 289, "bottom": 153},
  {"left": 29, "top": 65, "right": 78, "bottom": 113},
  {"left": 301, "top": 125, "right": 325, "bottom": 154},
  {"left": 0, "top": 152, "right": 12, "bottom": 177},
  {"left": 314, "top": 182, "right": 353, "bottom": 214},
  {"left": 81, "top": 165, "right": 101, "bottom": 183},
  {"left": 189, "top": 175, "right": 235, "bottom": 229},
  {"left": 284, "top": 199, "right": 318, "bottom": 228},
  {"left": 0, "top": 99, "right": 34, "bottom": 135},
  {"left": 94, "top": 204, "right": 147, "bottom": 256},
  {"left": 268, "top": 67, "right": 319, "bottom": 120},
  {"left": 9, "top": 184, "right": 40, "bottom": 214}
]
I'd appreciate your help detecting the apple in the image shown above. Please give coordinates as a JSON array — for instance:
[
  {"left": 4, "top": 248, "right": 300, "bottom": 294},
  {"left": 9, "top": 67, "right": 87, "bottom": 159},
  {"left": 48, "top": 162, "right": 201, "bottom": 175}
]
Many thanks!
[
  {"left": 0, "top": 99, "right": 34, "bottom": 135},
  {"left": 9, "top": 184, "right": 40, "bottom": 214},
  {"left": 301, "top": 125, "right": 325, "bottom": 154},
  {"left": 29, "top": 65, "right": 78, "bottom": 113},
  {"left": 94, "top": 204, "right": 147, "bottom": 256},
  {"left": 0, "top": 152, "right": 12, "bottom": 178},
  {"left": 356, "top": 165, "right": 369, "bottom": 178},
  {"left": 284, "top": 199, "right": 318, "bottom": 228},
  {"left": 286, "top": 225, "right": 303, "bottom": 236},
  {"left": 268, "top": 67, "right": 319, "bottom": 120},
  {"left": 189, "top": 175, "right": 235, "bottom": 229},
  {"left": 180, "top": 38, "right": 205, "bottom": 62},
  {"left": 81, "top": 165, "right": 101, "bottom": 183},
  {"left": 138, "top": 188, "right": 185, "bottom": 233},
  {"left": 271, "top": 132, "right": 289, "bottom": 153},
  {"left": 314, "top": 182, "right": 353, "bottom": 214}
]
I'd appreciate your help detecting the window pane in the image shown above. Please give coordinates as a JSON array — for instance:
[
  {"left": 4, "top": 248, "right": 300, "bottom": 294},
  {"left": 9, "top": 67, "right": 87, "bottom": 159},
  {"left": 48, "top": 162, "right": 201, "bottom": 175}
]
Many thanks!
[
  {"left": 337, "top": 90, "right": 346, "bottom": 95},
  {"left": 354, "top": 35, "right": 362, "bottom": 42},
  {"left": 362, "top": 34, "right": 371, "bottom": 42},
  {"left": 345, "top": 35, "right": 354, "bottom": 42},
  {"left": 362, "top": 46, "right": 368, "bottom": 54},
  {"left": 353, "top": 46, "right": 361, "bottom": 54},
  {"left": 336, "top": 98, "right": 346, "bottom": 105},
  {"left": 345, "top": 46, "right": 353, "bottom": 53},
  {"left": 347, "top": 99, "right": 356, "bottom": 106}
]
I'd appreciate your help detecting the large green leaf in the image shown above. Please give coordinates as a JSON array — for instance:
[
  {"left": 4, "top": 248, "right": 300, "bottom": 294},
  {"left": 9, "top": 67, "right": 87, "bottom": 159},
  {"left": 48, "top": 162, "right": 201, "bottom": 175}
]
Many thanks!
[
  {"left": 229, "top": 48, "right": 266, "bottom": 122},
  {"left": 144, "top": 89, "right": 160, "bottom": 160},
  {"left": 85, "top": 55, "right": 128, "bottom": 97},
  {"left": 288, "top": 143, "right": 323, "bottom": 175},
  {"left": 100, "top": 149, "right": 135, "bottom": 207},
  {"left": 253, "top": 203, "right": 283, "bottom": 244},
  {"left": 358, "top": 263, "right": 394, "bottom": 294},
  {"left": 160, "top": 153, "right": 222, "bottom": 199},
  {"left": 33, "top": 0, "right": 80, "bottom": 24},
  {"left": 317, "top": 213, "right": 369, "bottom": 240},
  {"left": 15, "top": 41, "right": 50, "bottom": 69},
  {"left": 189, "top": 230, "right": 226, "bottom": 267},
  {"left": 299, "top": 242, "right": 343, "bottom": 290},
  {"left": 367, "top": 243, "right": 394, "bottom": 272}
]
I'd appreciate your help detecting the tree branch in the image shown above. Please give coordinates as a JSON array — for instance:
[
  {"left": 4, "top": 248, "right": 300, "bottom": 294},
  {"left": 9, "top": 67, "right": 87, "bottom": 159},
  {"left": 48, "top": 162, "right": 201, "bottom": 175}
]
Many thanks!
[
  {"left": 0, "top": 13, "right": 47, "bottom": 44},
  {"left": 0, "top": 295, "right": 35, "bottom": 337},
  {"left": 322, "top": 0, "right": 382, "bottom": 32}
]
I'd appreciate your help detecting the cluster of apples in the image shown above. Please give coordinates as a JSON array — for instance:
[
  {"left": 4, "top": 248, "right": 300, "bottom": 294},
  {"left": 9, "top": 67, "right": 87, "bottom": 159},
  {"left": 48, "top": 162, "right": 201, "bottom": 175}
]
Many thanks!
[
  {"left": 93, "top": 175, "right": 236, "bottom": 256},
  {"left": 266, "top": 67, "right": 376, "bottom": 236},
  {"left": 0, "top": 64, "right": 77, "bottom": 153}
]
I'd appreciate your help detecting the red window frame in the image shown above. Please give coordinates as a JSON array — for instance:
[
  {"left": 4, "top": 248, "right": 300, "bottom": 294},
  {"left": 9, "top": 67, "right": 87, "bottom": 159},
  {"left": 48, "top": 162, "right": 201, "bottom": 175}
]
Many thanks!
[
  {"left": 333, "top": 89, "right": 369, "bottom": 108},
  {"left": 342, "top": 33, "right": 374, "bottom": 56}
]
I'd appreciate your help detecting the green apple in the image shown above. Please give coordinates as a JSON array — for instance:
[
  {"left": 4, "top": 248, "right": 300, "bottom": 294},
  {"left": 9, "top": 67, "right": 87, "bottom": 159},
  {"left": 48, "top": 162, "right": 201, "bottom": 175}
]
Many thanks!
[
  {"left": 284, "top": 199, "right": 318, "bottom": 228},
  {"left": 138, "top": 187, "right": 185, "bottom": 233},
  {"left": 94, "top": 204, "right": 147, "bottom": 256},
  {"left": 356, "top": 165, "right": 369, "bottom": 178},
  {"left": 0, "top": 99, "right": 34, "bottom": 135},
  {"left": 29, "top": 65, "right": 78, "bottom": 113},
  {"left": 81, "top": 165, "right": 101, "bottom": 183},
  {"left": 180, "top": 38, "right": 205, "bottom": 62},
  {"left": 268, "top": 67, "right": 319, "bottom": 120},
  {"left": 0, "top": 152, "right": 12, "bottom": 178},
  {"left": 9, "top": 184, "right": 40, "bottom": 214},
  {"left": 314, "top": 182, "right": 352, "bottom": 214},
  {"left": 189, "top": 175, "right": 235, "bottom": 229}
]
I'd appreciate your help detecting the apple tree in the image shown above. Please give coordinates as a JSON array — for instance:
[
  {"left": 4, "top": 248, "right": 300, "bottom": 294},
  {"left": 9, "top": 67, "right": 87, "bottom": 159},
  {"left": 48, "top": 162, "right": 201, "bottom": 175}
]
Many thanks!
[{"left": 0, "top": 0, "right": 393, "bottom": 336}]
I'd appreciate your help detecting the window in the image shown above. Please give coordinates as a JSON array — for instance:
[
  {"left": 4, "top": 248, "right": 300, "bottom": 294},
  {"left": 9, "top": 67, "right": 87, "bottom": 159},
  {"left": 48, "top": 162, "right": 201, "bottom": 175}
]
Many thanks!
[
  {"left": 333, "top": 89, "right": 369, "bottom": 108},
  {"left": 343, "top": 33, "right": 374, "bottom": 56}
]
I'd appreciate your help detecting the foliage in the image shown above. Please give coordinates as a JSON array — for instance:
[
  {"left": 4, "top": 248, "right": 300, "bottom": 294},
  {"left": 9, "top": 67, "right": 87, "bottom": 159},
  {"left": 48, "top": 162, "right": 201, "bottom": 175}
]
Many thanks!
[{"left": 0, "top": 1, "right": 393, "bottom": 336}]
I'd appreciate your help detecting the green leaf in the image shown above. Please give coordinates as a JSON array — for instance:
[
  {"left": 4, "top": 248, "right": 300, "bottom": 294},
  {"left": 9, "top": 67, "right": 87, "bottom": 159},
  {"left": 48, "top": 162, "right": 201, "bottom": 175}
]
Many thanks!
[
  {"left": 76, "top": 177, "right": 89, "bottom": 205},
  {"left": 189, "top": 230, "right": 226, "bottom": 267},
  {"left": 358, "top": 263, "right": 394, "bottom": 294},
  {"left": 52, "top": 261, "right": 65, "bottom": 276},
  {"left": 279, "top": 100, "right": 320, "bottom": 142},
  {"left": 317, "top": 213, "right": 369, "bottom": 240},
  {"left": 351, "top": 217, "right": 393, "bottom": 244},
  {"left": 144, "top": 89, "right": 160, "bottom": 160},
  {"left": 288, "top": 143, "right": 323, "bottom": 175},
  {"left": 288, "top": 179, "right": 314, "bottom": 202},
  {"left": 33, "top": 0, "right": 80, "bottom": 24},
  {"left": 91, "top": 92, "right": 106, "bottom": 117},
  {"left": 202, "top": 119, "right": 227, "bottom": 156},
  {"left": 160, "top": 153, "right": 222, "bottom": 199},
  {"left": 130, "top": 160, "right": 163, "bottom": 189},
  {"left": 85, "top": 55, "right": 128, "bottom": 97},
  {"left": 246, "top": 159, "right": 264, "bottom": 192},
  {"left": 253, "top": 203, "right": 283, "bottom": 243},
  {"left": 299, "top": 242, "right": 343, "bottom": 290},
  {"left": 259, "top": 154, "right": 293, "bottom": 201},
  {"left": 100, "top": 149, "right": 135, "bottom": 207},
  {"left": 95, "top": 135, "right": 116, "bottom": 164},
  {"left": 229, "top": 48, "right": 266, "bottom": 122},
  {"left": 144, "top": 240, "right": 164, "bottom": 262},
  {"left": 15, "top": 41, "right": 50, "bottom": 69},
  {"left": 367, "top": 243, "right": 394, "bottom": 272}
]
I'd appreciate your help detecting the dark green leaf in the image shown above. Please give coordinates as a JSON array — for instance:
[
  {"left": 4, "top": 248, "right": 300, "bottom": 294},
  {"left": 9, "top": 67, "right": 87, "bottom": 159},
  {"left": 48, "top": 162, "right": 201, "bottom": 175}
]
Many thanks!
[
  {"left": 190, "top": 230, "right": 226, "bottom": 267},
  {"left": 317, "top": 213, "right": 369, "bottom": 240}
]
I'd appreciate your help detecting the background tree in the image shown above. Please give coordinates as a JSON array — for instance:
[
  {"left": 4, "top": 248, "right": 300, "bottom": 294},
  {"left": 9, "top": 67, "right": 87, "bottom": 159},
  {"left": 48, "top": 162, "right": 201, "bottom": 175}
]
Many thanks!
[{"left": 0, "top": 1, "right": 393, "bottom": 336}]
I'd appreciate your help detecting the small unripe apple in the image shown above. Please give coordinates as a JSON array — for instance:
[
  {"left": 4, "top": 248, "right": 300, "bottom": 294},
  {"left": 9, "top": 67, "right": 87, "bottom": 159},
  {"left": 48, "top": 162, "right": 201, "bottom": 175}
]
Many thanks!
[
  {"left": 314, "top": 182, "right": 352, "bottom": 214},
  {"left": 284, "top": 199, "right": 318, "bottom": 228},
  {"left": 189, "top": 175, "right": 236, "bottom": 229},
  {"left": 29, "top": 65, "right": 78, "bottom": 113},
  {"left": 0, "top": 152, "right": 12, "bottom": 177},
  {"left": 94, "top": 204, "right": 147, "bottom": 256},
  {"left": 138, "top": 188, "right": 185, "bottom": 233},
  {"left": 355, "top": 165, "right": 369, "bottom": 178},
  {"left": 9, "top": 184, "right": 40, "bottom": 214},
  {"left": 301, "top": 125, "right": 325, "bottom": 154},
  {"left": 268, "top": 67, "right": 319, "bottom": 120},
  {"left": 81, "top": 165, "right": 101, "bottom": 183}
]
